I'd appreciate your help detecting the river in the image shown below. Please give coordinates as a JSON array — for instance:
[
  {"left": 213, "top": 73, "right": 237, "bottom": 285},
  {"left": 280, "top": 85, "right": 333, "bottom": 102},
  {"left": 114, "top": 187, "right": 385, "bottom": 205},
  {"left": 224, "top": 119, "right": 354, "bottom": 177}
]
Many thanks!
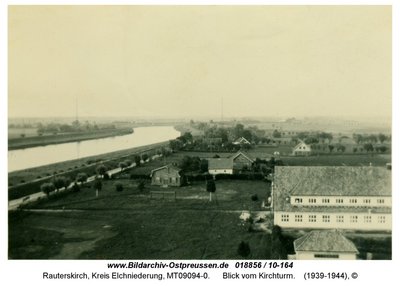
[{"left": 8, "top": 126, "right": 180, "bottom": 172}]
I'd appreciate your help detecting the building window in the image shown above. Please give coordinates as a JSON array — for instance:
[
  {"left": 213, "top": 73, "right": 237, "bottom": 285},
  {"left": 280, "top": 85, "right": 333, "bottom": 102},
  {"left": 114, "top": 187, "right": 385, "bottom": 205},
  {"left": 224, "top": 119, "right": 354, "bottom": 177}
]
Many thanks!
[
  {"left": 349, "top": 198, "right": 358, "bottom": 204},
  {"left": 378, "top": 216, "right": 386, "bottom": 224},
  {"left": 295, "top": 198, "right": 303, "bottom": 203},
  {"left": 350, "top": 215, "right": 358, "bottom": 223},
  {"left": 308, "top": 215, "right": 316, "bottom": 222},
  {"left": 336, "top": 198, "right": 344, "bottom": 204},
  {"left": 377, "top": 199, "right": 385, "bottom": 204},
  {"left": 322, "top": 198, "right": 330, "bottom": 204},
  {"left": 322, "top": 215, "right": 330, "bottom": 223},
  {"left": 295, "top": 214, "right": 303, "bottom": 222},
  {"left": 336, "top": 215, "right": 344, "bottom": 223},
  {"left": 314, "top": 254, "right": 339, "bottom": 259},
  {"left": 363, "top": 199, "right": 371, "bottom": 204},
  {"left": 308, "top": 198, "right": 316, "bottom": 203},
  {"left": 281, "top": 214, "right": 289, "bottom": 222},
  {"left": 364, "top": 216, "right": 372, "bottom": 223}
]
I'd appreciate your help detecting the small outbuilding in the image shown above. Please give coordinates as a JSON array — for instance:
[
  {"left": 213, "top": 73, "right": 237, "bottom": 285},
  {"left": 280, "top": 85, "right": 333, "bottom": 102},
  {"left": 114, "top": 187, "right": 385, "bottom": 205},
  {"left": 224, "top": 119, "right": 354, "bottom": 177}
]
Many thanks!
[{"left": 292, "top": 230, "right": 359, "bottom": 260}]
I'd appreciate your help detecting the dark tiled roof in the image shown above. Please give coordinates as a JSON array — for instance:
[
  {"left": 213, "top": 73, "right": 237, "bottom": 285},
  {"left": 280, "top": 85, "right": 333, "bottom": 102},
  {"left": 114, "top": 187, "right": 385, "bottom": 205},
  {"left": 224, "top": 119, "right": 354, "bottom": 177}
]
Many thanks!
[
  {"left": 294, "top": 230, "right": 358, "bottom": 253},
  {"left": 273, "top": 166, "right": 391, "bottom": 212},
  {"left": 208, "top": 158, "right": 233, "bottom": 169}
]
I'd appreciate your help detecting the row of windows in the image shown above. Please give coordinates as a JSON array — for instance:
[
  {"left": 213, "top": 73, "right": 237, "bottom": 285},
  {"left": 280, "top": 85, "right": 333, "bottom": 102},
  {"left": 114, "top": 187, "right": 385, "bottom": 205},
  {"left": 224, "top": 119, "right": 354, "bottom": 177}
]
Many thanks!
[
  {"left": 281, "top": 214, "right": 387, "bottom": 224},
  {"left": 154, "top": 177, "right": 178, "bottom": 183},
  {"left": 293, "top": 197, "right": 387, "bottom": 205}
]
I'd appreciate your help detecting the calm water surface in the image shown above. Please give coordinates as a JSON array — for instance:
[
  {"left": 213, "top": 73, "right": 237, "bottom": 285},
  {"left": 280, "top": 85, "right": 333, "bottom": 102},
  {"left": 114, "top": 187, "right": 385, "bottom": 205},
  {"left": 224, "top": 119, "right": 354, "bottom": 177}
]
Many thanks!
[{"left": 8, "top": 126, "right": 180, "bottom": 172}]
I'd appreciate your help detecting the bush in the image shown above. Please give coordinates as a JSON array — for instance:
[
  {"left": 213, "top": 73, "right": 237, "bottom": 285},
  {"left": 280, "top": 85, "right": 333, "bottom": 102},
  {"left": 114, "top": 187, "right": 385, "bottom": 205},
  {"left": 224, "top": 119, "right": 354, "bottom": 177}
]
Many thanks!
[
  {"left": 72, "top": 183, "right": 80, "bottom": 192},
  {"left": 103, "top": 173, "right": 110, "bottom": 180},
  {"left": 115, "top": 183, "right": 123, "bottom": 192},
  {"left": 251, "top": 194, "right": 258, "bottom": 201},
  {"left": 237, "top": 241, "right": 251, "bottom": 257}
]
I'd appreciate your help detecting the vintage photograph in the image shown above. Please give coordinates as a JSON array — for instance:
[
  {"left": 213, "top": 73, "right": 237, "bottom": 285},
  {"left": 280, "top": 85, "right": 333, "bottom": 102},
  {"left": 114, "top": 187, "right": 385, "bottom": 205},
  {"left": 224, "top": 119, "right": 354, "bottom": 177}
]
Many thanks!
[{"left": 8, "top": 5, "right": 391, "bottom": 260}]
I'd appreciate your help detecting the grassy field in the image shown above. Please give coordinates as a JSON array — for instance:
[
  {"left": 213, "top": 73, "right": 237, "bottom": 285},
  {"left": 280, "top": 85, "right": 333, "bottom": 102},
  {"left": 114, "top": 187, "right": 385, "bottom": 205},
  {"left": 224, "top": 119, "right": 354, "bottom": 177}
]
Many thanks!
[
  {"left": 9, "top": 180, "right": 271, "bottom": 259},
  {"left": 8, "top": 128, "right": 38, "bottom": 139}
]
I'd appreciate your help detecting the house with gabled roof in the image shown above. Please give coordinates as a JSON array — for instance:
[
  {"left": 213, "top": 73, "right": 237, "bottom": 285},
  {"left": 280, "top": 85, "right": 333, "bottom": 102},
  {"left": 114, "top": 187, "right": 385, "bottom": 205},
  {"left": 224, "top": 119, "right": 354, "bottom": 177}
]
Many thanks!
[
  {"left": 150, "top": 165, "right": 183, "bottom": 187},
  {"left": 233, "top": 137, "right": 251, "bottom": 145},
  {"left": 232, "top": 151, "right": 254, "bottom": 171},
  {"left": 292, "top": 230, "right": 359, "bottom": 260},
  {"left": 208, "top": 158, "right": 233, "bottom": 175},
  {"left": 273, "top": 166, "right": 391, "bottom": 231},
  {"left": 292, "top": 139, "right": 312, "bottom": 156},
  {"left": 207, "top": 151, "right": 255, "bottom": 175}
]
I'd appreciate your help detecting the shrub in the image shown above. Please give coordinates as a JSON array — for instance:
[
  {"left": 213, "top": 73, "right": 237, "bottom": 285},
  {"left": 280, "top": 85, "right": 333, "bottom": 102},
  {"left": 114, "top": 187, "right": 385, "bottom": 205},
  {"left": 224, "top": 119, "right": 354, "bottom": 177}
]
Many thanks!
[
  {"left": 40, "top": 182, "right": 55, "bottom": 197},
  {"left": 237, "top": 241, "right": 251, "bottom": 257},
  {"left": 72, "top": 183, "right": 80, "bottom": 192},
  {"left": 251, "top": 194, "right": 258, "bottom": 201},
  {"left": 115, "top": 183, "right": 123, "bottom": 192},
  {"left": 76, "top": 172, "right": 88, "bottom": 183},
  {"left": 103, "top": 173, "right": 110, "bottom": 180}
]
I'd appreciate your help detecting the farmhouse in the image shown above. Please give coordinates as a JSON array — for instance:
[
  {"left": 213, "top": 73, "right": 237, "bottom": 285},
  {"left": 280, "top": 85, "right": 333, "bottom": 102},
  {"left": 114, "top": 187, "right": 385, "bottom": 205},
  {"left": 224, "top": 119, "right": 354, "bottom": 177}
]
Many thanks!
[
  {"left": 232, "top": 151, "right": 254, "bottom": 171},
  {"left": 273, "top": 166, "right": 391, "bottom": 231},
  {"left": 233, "top": 137, "right": 251, "bottom": 145},
  {"left": 208, "top": 158, "right": 233, "bottom": 175},
  {"left": 291, "top": 230, "right": 359, "bottom": 260},
  {"left": 150, "top": 165, "right": 183, "bottom": 187},
  {"left": 208, "top": 151, "right": 254, "bottom": 175},
  {"left": 292, "top": 140, "right": 312, "bottom": 156}
]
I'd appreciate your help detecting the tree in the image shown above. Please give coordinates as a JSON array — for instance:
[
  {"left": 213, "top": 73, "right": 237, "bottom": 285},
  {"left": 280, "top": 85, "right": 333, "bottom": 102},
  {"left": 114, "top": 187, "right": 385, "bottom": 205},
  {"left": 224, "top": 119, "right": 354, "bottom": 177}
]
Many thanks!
[
  {"left": 72, "top": 182, "right": 80, "bottom": 192},
  {"left": 115, "top": 183, "right": 123, "bottom": 192},
  {"left": 54, "top": 176, "right": 70, "bottom": 192},
  {"left": 169, "top": 139, "right": 183, "bottom": 151},
  {"left": 328, "top": 145, "right": 334, "bottom": 153},
  {"left": 119, "top": 162, "right": 128, "bottom": 170},
  {"left": 134, "top": 155, "right": 141, "bottom": 167},
  {"left": 96, "top": 164, "right": 107, "bottom": 178},
  {"left": 272, "top": 129, "right": 281, "bottom": 138},
  {"left": 41, "top": 182, "right": 55, "bottom": 197},
  {"left": 206, "top": 180, "right": 216, "bottom": 202},
  {"left": 76, "top": 172, "right": 88, "bottom": 184},
  {"left": 377, "top": 146, "right": 388, "bottom": 153},
  {"left": 200, "top": 159, "right": 209, "bottom": 173},
  {"left": 141, "top": 153, "right": 149, "bottom": 162},
  {"left": 378, "top": 133, "right": 388, "bottom": 144},
  {"left": 336, "top": 145, "right": 346, "bottom": 153},
  {"left": 93, "top": 178, "right": 102, "bottom": 197},
  {"left": 363, "top": 143, "right": 374, "bottom": 152},
  {"left": 124, "top": 159, "right": 132, "bottom": 167},
  {"left": 237, "top": 241, "right": 251, "bottom": 257}
]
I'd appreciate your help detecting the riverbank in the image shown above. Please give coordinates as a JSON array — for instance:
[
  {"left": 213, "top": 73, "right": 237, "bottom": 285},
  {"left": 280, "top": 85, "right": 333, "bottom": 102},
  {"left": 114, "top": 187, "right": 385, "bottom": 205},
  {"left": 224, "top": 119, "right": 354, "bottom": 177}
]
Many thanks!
[
  {"left": 8, "top": 141, "right": 171, "bottom": 200},
  {"left": 8, "top": 128, "right": 133, "bottom": 150}
]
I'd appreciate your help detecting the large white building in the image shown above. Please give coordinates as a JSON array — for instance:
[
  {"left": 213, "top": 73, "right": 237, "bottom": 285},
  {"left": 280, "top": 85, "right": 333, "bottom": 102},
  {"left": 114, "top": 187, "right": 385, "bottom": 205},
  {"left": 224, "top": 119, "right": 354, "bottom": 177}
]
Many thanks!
[{"left": 273, "top": 166, "right": 391, "bottom": 231}]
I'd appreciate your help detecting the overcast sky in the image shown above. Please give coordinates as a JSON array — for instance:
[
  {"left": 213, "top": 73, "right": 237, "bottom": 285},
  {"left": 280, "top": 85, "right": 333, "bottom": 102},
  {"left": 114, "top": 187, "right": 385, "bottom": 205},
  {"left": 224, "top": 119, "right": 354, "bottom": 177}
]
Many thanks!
[{"left": 8, "top": 6, "right": 391, "bottom": 119}]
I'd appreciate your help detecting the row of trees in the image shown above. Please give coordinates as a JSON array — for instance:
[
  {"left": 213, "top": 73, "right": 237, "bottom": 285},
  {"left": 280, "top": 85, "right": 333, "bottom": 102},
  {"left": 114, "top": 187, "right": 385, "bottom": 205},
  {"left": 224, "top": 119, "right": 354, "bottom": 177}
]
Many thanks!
[
  {"left": 353, "top": 133, "right": 390, "bottom": 144},
  {"left": 36, "top": 120, "right": 117, "bottom": 135}
]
